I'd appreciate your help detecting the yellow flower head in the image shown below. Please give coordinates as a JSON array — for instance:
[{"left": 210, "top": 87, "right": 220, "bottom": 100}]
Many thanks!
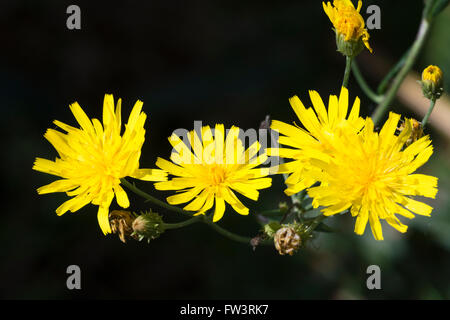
[
  {"left": 323, "top": 0, "right": 373, "bottom": 55},
  {"left": 268, "top": 87, "right": 364, "bottom": 196},
  {"left": 33, "top": 94, "right": 167, "bottom": 234},
  {"left": 308, "top": 113, "right": 438, "bottom": 240},
  {"left": 422, "top": 65, "right": 443, "bottom": 86},
  {"left": 154, "top": 125, "right": 272, "bottom": 222}
]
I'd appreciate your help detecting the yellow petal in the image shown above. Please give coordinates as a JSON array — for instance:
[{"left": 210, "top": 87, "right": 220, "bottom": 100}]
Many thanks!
[
  {"left": 97, "top": 206, "right": 112, "bottom": 235},
  {"left": 213, "top": 196, "right": 226, "bottom": 222},
  {"left": 69, "top": 102, "right": 95, "bottom": 135},
  {"left": 114, "top": 184, "right": 130, "bottom": 208}
]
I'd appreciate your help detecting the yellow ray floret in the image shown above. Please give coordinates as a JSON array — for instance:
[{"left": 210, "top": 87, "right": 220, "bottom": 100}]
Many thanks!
[
  {"left": 154, "top": 125, "right": 272, "bottom": 222},
  {"left": 268, "top": 86, "right": 364, "bottom": 196},
  {"left": 307, "top": 113, "right": 438, "bottom": 240},
  {"left": 33, "top": 94, "right": 167, "bottom": 234},
  {"left": 323, "top": 0, "right": 372, "bottom": 53}
]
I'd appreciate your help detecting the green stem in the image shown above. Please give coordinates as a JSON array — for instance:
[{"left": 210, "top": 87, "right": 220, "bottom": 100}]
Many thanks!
[
  {"left": 377, "top": 47, "right": 412, "bottom": 95},
  {"left": 372, "top": 0, "right": 439, "bottom": 116},
  {"left": 421, "top": 98, "right": 437, "bottom": 130},
  {"left": 305, "top": 214, "right": 327, "bottom": 233},
  {"left": 352, "top": 61, "right": 383, "bottom": 103},
  {"left": 342, "top": 56, "right": 353, "bottom": 88},
  {"left": 203, "top": 219, "right": 253, "bottom": 244},
  {"left": 163, "top": 217, "right": 202, "bottom": 230},
  {"left": 120, "top": 178, "right": 191, "bottom": 217},
  {"left": 371, "top": 19, "right": 430, "bottom": 126}
]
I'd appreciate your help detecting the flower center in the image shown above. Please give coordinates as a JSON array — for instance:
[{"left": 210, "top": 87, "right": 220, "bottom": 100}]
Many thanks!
[
  {"left": 92, "top": 147, "right": 123, "bottom": 180},
  {"left": 208, "top": 164, "right": 227, "bottom": 186}
]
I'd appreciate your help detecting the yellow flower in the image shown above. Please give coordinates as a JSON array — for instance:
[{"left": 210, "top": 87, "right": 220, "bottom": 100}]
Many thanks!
[
  {"left": 323, "top": 0, "right": 373, "bottom": 56},
  {"left": 308, "top": 113, "right": 438, "bottom": 240},
  {"left": 33, "top": 94, "right": 167, "bottom": 234},
  {"left": 268, "top": 87, "right": 364, "bottom": 196},
  {"left": 154, "top": 125, "right": 272, "bottom": 222},
  {"left": 422, "top": 65, "right": 443, "bottom": 86}
]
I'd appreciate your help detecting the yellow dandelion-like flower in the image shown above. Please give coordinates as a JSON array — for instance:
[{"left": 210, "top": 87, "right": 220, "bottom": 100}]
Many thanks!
[
  {"left": 323, "top": 0, "right": 373, "bottom": 55},
  {"left": 154, "top": 125, "right": 272, "bottom": 222},
  {"left": 268, "top": 87, "right": 364, "bottom": 196},
  {"left": 33, "top": 94, "right": 167, "bottom": 234},
  {"left": 308, "top": 113, "right": 438, "bottom": 240}
]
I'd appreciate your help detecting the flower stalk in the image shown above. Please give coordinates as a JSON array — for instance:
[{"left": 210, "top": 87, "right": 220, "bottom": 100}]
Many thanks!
[
  {"left": 342, "top": 56, "right": 353, "bottom": 88},
  {"left": 421, "top": 98, "right": 437, "bottom": 130},
  {"left": 351, "top": 61, "right": 383, "bottom": 103},
  {"left": 162, "top": 217, "right": 203, "bottom": 230},
  {"left": 120, "top": 178, "right": 191, "bottom": 217}
]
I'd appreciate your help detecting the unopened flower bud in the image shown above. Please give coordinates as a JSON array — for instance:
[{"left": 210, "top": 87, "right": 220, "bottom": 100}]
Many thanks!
[
  {"left": 420, "top": 65, "right": 444, "bottom": 100},
  {"left": 274, "top": 226, "right": 301, "bottom": 256},
  {"left": 323, "top": 1, "right": 373, "bottom": 58},
  {"left": 335, "top": 32, "right": 365, "bottom": 58},
  {"left": 131, "top": 211, "right": 165, "bottom": 243},
  {"left": 109, "top": 210, "right": 137, "bottom": 243}
]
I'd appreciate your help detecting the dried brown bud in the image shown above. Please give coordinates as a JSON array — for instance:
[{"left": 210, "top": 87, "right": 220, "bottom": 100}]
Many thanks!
[
  {"left": 250, "top": 235, "right": 264, "bottom": 251},
  {"left": 109, "top": 210, "right": 137, "bottom": 243},
  {"left": 274, "top": 226, "right": 301, "bottom": 256}
]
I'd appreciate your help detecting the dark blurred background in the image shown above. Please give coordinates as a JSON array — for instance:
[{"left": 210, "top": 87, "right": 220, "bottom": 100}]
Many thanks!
[{"left": 1, "top": 0, "right": 449, "bottom": 299}]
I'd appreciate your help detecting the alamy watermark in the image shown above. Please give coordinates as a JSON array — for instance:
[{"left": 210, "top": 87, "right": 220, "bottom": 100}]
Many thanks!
[
  {"left": 66, "top": 5, "right": 81, "bottom": 30},
  {"left": 366, "top": 264, "right": 381, "bottom": 290},
  {"left": 66, "top": 265, "right": 81, "bottom": 290},
  {"left": 366, "top": 5, "right": 381, "bottom": 30},
  {"left": 64, "top": 4, "right": 381, "bottom": 31}
]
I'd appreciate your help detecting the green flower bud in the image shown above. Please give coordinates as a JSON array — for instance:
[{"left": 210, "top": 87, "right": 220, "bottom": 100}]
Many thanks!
[
  {"left": 131, "top": 211, "right": 165, "bottom": 243},
  {"left": 420, "top": 65, "right": 444, "bottom": 100},
  {"left": 335, "top": 31, "right": 365, "bottom": 58}
]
